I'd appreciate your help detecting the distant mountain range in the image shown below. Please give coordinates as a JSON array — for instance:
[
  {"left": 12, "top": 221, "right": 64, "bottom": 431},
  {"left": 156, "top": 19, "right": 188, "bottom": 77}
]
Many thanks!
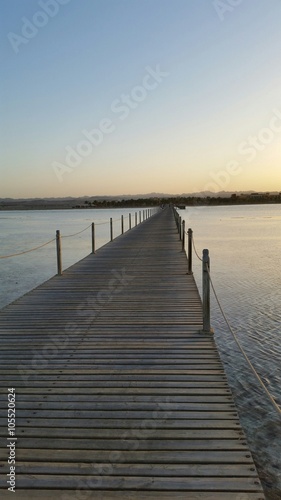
[{"left": 0, "top": 190, "right": 277, "bottom": 202}]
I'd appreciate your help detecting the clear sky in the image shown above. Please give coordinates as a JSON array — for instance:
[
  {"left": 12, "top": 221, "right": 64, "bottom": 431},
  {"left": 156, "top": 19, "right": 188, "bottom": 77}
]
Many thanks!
[{"left": 1, "top": 0, "right": 281, "bottom": 198}]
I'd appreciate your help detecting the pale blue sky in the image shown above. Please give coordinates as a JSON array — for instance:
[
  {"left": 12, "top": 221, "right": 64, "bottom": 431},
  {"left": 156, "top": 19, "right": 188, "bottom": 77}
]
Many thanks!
[{"left": 1, "top": 0, "right": 281, "bottom": 198}]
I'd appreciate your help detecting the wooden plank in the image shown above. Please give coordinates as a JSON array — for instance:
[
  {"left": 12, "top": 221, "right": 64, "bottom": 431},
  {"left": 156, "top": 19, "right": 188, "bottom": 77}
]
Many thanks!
[
  {"left": 0, "top": 461, "right": 258, "bottom": 476},
  {"left": 0, "top": 449, "right": 257, "bottom": 463},
  {"left": 0, "top": 474, "right": 263, "bottom": 490},
  {"left": 0, "top": 427, "right": 244, "bottom": 439},
  {"left": 0, "top": 409, "right": 240, "bottom": 418},
  {"left": 0, "top": 393, "right": 234, "bottom": 402},
  {"left": 0, "top": 369, "right": 227, "bottom": 375},
  {"left": 0, "top": 418, "right": 242, "bottom": 428},
  {"left": 0, "top": 384, "right": 231, "bottom": 392},
  {"left": 0, "top": 492, "right": 267, "bottom": 500},
  {"left": 1, "top": 437, "right": 249, "bottom": 450}
]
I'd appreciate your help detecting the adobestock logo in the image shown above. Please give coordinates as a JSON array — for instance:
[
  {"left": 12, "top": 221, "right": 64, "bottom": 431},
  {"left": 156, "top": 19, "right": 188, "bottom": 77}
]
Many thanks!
[
  {"left": 200, "top": 107, "right": 281, "bottom": 195},
  {"left": 52, "top": 65, "right": 169, "bottom": 183},
  {"left": 213, "top": 0, "right": 244, "bottom": 21},
  {"left": 8, "top": 0, "right": 71, "bottom": 54},
  {"left": 184, "top": 106, "right": 281, "bottom": 220},
  {"left": 238, "top": 108, "right": 281, "bottom": 162}
]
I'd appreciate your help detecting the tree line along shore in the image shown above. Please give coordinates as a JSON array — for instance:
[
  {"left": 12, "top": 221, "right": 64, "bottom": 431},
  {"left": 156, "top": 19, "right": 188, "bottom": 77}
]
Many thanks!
[{"left": 0, "top": 193, "right": 281, "bottom": 210}]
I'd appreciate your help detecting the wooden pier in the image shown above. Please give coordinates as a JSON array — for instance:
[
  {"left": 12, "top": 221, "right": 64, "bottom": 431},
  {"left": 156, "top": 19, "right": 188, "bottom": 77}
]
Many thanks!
[{"left": 0, "top": 207, "right": 265, "bottom": 499}]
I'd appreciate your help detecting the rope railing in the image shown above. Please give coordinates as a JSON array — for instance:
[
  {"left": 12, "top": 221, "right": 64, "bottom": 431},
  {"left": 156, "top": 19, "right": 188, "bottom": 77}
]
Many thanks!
[
  {"left": 188, "top": 227, "right": 281, "bottom": 416},
  {"left": 0, "top": 237, "right": 56, "bottom": 259},
  {"left": 206, "top": 265, "right": 281, "bottom": 415},
  {"left": 62, "top": 217, "right": 131, "bottom": 239},
  {"left": 174, "top": 211, "right": 280, "bottom": 415},
  {"left": 93, "top": 220, "right": 110, "bottom": 226},
  {"left": 61, "top": 223, "right": 92, "bottom": 239},
  {"left": 0, "top": 208, "right": 158, "bottom": 270},
  {"left": 191, "top": 233, "right": 203, "bottom": 262},
  {"left": 0, "top": 221, "right": 97, "bottom": 259},
  {"left": 94, "top": 215, "right": 128, "bottom": 225}
]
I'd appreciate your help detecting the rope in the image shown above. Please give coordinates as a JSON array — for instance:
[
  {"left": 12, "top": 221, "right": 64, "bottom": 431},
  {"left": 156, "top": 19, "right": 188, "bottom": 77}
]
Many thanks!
[
  {"left": 57, "top": 215, "right": 129, "bottom": 237},
  {"left": 185, "top": 232, "right": 203, "bottom": 261},
  {"left": 91, "top": 214, "right": 132, "bottom": 225},
  {"left": 206, "top": 265, "right": 281, "bottom": 415},
  {"left": 94, "top": 220, "right": 110, "bottom": 226},
  {"left": 0, "top": 238, "right": 56, "bottom": 259},
  {"left": 61, "top": 223, "right": 92, "bottom": 239},
  {"left": 0, "top": 214, "right": 131, "bottom": 259}
]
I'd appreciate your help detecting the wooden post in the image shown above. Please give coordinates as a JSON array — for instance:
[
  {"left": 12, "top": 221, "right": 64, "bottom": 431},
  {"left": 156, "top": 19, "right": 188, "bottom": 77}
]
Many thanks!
[
  {"left": 176, "top": 210, "right": 179, "bottom": 231},
  {"left": 202, "top": 249, "right": 211, "bottom": 333},
  {"left": 110, "top": 218, "right": 113, "bottom": 241},
  {"left": 91, "top": 223, "right": 95, "bottom": 254},
  {"left": 139, "top": 211, "right": 141, "bottom": 224},
  {"left": 56, "top": 230, "right": 62, "bottom": 276},
  {"left": 179, "top": 216, "right": 182, "bottom": 240},
  {"left": 143, "top": 209, "right": 145, "bottom": 221},
  {"left": 135, "top": 212, "right": 137, "bottom": 226},
  {"left": 129, "top": 213, "right": 131, "bottom": 230},
  {"left": 182, "top": 220, "right": 185, "bottom": 252},
  {"left": 121, "top": 215, "right": 124, "bottom": 234},
  {"left": 188, "top": 228, "right": 192, "bottom": 274}
]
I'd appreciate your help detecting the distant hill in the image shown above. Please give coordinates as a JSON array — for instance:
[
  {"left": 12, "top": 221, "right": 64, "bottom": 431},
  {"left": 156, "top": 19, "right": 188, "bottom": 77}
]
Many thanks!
[
  {"left": 0, "top": 191, "right": 280, "bottom": 210},
  {"left": 0, "top": 190, "right": 272, "bottom": 203}
]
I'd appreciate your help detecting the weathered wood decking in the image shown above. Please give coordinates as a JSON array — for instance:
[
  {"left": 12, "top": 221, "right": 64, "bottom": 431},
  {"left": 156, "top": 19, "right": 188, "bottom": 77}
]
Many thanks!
[{"left": 0, "top": 207, "right": 264, "bottom": 499}]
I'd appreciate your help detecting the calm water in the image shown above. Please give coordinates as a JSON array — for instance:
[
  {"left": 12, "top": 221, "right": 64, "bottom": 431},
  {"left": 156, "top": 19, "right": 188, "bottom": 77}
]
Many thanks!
[
  {"left": 0, "top": 205, "right": 280, "bottom": 498},
  {"left": 180, "top": 204, "right": 281, "bottom": 499}
]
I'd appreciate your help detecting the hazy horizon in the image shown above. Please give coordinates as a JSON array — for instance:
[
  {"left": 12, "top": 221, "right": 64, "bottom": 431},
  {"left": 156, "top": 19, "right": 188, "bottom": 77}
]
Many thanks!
[
  {"left": 1, "top": 188, "right": 281, "bottom": 202},
  {"left": 2, "top": 0, "right": 281, "bottom": 198}
]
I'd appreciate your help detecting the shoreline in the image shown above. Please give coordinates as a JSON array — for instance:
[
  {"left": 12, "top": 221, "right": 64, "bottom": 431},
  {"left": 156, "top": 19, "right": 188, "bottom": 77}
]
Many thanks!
[{"left": 1, "top": 199, "right": 281, "bottom": 211}]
